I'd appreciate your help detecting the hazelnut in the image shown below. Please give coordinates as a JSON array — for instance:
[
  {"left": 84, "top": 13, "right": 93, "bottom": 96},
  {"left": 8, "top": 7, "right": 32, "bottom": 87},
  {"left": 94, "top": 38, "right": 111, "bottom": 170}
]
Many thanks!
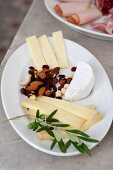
[
  {"left": 59, "top": 79, "right": 66, "bottom": 86},
  {"left": 64, "top": 84, "right": 69, "bottom": 89},
  {"left": 61, "top": 88, "right": 66, "bottom": 95},
  {"left": 67, "top": 78, "right": 72, "bottom": 84},
  {"left": 55, "top": 90, "right": 62, "bottom": 97}
]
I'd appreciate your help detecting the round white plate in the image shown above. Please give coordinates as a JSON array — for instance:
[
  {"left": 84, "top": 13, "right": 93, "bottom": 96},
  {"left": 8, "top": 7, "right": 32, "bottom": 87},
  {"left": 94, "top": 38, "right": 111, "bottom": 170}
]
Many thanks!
[
  {"left": 45, "top": 0, "right": 113, "bottom": 41},
  {"left": 1, "top": 38, "right": 113, "bottom": 156}
]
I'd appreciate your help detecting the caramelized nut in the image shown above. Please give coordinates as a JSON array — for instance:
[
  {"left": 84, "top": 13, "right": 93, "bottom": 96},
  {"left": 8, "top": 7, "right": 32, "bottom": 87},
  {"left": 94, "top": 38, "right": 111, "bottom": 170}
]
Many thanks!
[
  {"left": 38, "top": 87, "right": 45, "bottom": 96},
  {"left": 50, "top": 67, "right": 60, "bottom": 78},
  {"left": 59, "top": 79, "right": 66, "bottom": 86},
  {"left": 67, "top": 78, "right": 72, "bottom": 84},
  {"left": 52, "top": 78, "right": 58, "bottom": 85},
  {"left": 38, "top": 71, "right": 46, "bottom": 79},
  {"left": 26, "top": 81, "right": 43, "bottom": 91},
  {"left": 58, "top": 86, "right": 63, "bottom": 90},
  {"left": 45, "top": 89, "right": 52, "bottom": 97},
  {"left": 42, "top": 65, "right": 49, "bottom": 69}
]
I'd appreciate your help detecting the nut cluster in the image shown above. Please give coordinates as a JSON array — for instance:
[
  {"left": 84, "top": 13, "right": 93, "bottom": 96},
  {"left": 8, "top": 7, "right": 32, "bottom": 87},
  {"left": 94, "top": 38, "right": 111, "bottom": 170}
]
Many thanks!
[{"left": 20, "top": 65, "right": 77, "bottom": 99}]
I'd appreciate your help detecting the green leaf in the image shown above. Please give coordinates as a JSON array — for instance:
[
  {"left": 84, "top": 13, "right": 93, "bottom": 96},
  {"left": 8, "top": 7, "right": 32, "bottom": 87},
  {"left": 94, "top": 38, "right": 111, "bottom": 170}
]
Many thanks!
[
  {"left": 48, "top": 118, "right": 59, "bottom": 123},
  {"left": 39, "top": 114, "right": 45, "bottom": 120},
  {"left": 72, "top": 141, "right": 84, "bottom": 154},
  {"left": 28, "top": 122, "right": 33, "bottom": 129},
  {"left": 33, "top": 121, "right": 39, "bottom": 131},
  {"left": 82, "top": 143, "right": 91, "bottom": 156},
  {"left": 36, "top": 127, "right": 44, "bottom": 132},
  {"left": 46, "top": 109, "right": 58, "bottom": 122},
  {"left": 52, "top": 123, "right": 70, "bottom": 127},
  {"left": 53, "top": 128, "right": 62, "bottom": 141},
  {"left": 78, "top": 136, "right": 99, "bottom": 143},
  {"left": 50, "top": 138, "right": 57, "bottom": 150},
  {"left": 66, "top": 129, "right": 89, "bottom": 137},
  {"left": 58, "top": 139, "right": 65, "bottom": 152},
  {"left": 62, "top": 140, "right": 72, "bottom": 153},
  {"left": 36, "top": 110, "right": 40, "bottom": 118}
]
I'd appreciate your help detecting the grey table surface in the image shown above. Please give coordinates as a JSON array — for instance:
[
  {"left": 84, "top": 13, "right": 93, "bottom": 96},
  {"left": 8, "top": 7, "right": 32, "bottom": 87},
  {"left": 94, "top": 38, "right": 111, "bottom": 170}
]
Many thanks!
[{"left": 0, "top": 0, "right": 113, "bottom": 170}]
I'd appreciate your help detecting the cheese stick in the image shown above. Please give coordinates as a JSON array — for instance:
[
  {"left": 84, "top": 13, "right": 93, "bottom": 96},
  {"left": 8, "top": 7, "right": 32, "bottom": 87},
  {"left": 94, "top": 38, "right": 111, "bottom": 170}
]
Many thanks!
[
  {"left": 81, "top": 113, "right": 103, "bottom": 131},
  {"left": 37, "top": 96, "right": 98, "bottom": 120},
  {"left": 26, "top": 36, "right": 46, "bottom": 70},
  {"left": 21, "top": 99, "right": 85, "bottom": 129},
  {"left": 38, "top": 35, "right": 59, "bottom": 68},
  {"left": 52, "top": 31, "right": 68, "bottom": 68}
]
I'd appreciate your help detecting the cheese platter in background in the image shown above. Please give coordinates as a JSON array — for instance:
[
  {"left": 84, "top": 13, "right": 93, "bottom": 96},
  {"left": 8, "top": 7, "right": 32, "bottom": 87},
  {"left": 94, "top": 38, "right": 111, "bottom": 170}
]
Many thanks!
[{"left": 1, "top": 31, "right": 113, "bottom": 156}]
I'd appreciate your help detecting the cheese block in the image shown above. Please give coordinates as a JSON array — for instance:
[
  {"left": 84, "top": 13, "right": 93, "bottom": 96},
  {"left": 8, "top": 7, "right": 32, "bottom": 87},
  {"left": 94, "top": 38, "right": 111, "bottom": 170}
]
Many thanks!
[
  {"left": 21, "top": 99, "right": 85, "bottom": 129},
  {"left": 64, "top": 61, "right": 95, "bottom": 101},
  {"left": 26, "top": 36, "right": 46, "bottom": 70},
  {"left": 38, "top": 35, "right": 59, "bottom": 68},
  {"left": 37, "top": 96, "right": 97, "bottom": 120},
  {"left": 52, "top": 31, "right": 68, "bottom": 68},
  {"left": 81, "top": 113, "right": 103, "bottom": 131}
]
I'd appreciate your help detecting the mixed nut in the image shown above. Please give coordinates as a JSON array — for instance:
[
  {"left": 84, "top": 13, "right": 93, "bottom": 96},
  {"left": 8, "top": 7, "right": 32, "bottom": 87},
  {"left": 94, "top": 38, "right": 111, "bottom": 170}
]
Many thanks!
[{"left": 20, "top": 65, "right": 77, "bottom": 99}]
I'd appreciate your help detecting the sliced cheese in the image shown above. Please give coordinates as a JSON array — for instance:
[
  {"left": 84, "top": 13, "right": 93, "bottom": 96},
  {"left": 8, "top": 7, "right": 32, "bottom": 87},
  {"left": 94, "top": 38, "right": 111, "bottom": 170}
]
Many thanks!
[
  {"left": 38, "top": 35, "right": 59, "bottom": 68},
  {"left": 81, "top": 113, "right": 103, "bottom": 131},
  {"left": 37, "top": 131, "right": 68, "bottom": 140},
  {"left": 21, "top": 98, "right": 85, "bottom": 129},
  {"left": 26, "top": 36, "right": 46, "bottom": 70},
  {"left": 52, "top": 31, "right": 68, "bottom": 68},
  {"left": 37, "top": 96, "right": 97, "bottom": 120}
]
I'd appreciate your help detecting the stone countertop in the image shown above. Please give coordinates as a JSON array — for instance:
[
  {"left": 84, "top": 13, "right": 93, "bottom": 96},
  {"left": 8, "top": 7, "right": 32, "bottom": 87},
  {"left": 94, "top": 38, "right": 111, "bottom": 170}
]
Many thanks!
[{"left": 0, "top": 0, "right": 113, "bottom": 170}]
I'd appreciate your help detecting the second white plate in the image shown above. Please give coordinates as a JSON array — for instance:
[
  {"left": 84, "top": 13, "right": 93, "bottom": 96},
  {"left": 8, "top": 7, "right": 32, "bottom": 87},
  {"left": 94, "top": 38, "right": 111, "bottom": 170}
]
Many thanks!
[{"left": 45, "top": 0, "right": 113, "bottom": 41}]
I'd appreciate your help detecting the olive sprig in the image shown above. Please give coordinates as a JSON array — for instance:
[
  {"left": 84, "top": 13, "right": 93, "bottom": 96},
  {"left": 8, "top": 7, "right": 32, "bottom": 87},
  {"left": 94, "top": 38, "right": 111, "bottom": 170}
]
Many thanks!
[{"left": 28, "top": 110, "right": 99, "bottom": 156}]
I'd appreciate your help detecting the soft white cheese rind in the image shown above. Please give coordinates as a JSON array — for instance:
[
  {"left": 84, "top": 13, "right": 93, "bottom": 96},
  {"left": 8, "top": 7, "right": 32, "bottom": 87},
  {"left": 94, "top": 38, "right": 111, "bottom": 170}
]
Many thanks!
[{"left": 64, "top": 62, "right": 95, "bottom": 101}]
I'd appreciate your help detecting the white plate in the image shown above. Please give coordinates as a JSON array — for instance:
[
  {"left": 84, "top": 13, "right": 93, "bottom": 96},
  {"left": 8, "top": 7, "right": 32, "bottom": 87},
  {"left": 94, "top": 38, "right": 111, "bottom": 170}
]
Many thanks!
[
  {"left": 1, "top": 38, "right": 113, "bottom": 156},
  {"left": 44, "top": 0, "right": 113, "bottom": 41}
]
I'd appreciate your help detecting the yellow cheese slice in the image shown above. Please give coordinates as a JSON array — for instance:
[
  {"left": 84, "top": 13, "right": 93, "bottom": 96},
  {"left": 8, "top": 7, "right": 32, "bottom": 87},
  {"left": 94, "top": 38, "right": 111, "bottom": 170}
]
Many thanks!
[
  {"left": 37, "top": 96, "right": 98, "bottom": 120},
  {"left": 21, "top": 99, "right": 85, "bottom": 129},
  {"left": 26, "top": 36, "right": 46, "bottom": 70},
  {"left": 38, "top": 35, "right": 59, "bottom": 68},
  {"left": 81, "top": 113, "right": 103, "bottom": 131},
  {"left": 37, "top": 131, "right": 68, "bottom": 140},
  {"left": 52, "top": 31, "right": 68, "bottom": 68}
]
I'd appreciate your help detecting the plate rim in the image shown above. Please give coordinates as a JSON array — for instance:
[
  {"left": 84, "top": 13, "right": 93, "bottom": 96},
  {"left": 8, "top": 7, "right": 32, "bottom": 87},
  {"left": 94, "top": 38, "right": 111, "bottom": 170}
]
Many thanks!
[
  {"left": 1, "top": 39, "right": 113, "bottom": 156},
  {"left": 44, "top": 0, "right": 113, "bottom": 40}
]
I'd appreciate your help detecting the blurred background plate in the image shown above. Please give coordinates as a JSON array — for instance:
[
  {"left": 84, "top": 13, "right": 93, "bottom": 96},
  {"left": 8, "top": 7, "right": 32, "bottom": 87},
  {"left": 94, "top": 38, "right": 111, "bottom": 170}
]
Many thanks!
[{"left": 44, "top": 0, "right": 113, "bottom": 41}]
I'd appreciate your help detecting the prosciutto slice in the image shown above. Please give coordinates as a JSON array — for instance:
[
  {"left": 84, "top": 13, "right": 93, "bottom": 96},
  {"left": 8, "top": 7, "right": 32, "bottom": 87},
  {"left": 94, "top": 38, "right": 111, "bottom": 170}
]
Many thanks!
[
  {"left": 67, "top": 7, "right": 102, "bottom": 25},
  {"left": 91, "top": 18, "right": 113, "bottom": 34},
  {"left": 54, "top": 2, "right": 90, "bottom": 17}
]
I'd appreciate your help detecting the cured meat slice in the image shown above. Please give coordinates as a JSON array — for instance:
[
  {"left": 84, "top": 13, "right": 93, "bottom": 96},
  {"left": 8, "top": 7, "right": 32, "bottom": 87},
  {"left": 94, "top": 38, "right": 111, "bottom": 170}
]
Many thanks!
[
  {"left": 67, "top": 7, "right": 102, "bottom": 25},
  {"left": 54, "top": 2, "right": 90, "bottom": 17}
]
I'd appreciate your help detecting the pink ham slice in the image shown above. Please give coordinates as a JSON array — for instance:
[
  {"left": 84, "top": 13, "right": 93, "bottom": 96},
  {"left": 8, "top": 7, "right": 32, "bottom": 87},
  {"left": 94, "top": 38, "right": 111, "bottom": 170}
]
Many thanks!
[
  {"left": 91, "top": 18, "right": 113, "bottom": 34},
  {"left": 67, "top": 7, "right": 102, "bottom": 25},
  {"left": 54, "top": 2, "right": 90, "bottom": 17},
  {"left": 109, "top": 7, "right": 113, "bottom": 16}
]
